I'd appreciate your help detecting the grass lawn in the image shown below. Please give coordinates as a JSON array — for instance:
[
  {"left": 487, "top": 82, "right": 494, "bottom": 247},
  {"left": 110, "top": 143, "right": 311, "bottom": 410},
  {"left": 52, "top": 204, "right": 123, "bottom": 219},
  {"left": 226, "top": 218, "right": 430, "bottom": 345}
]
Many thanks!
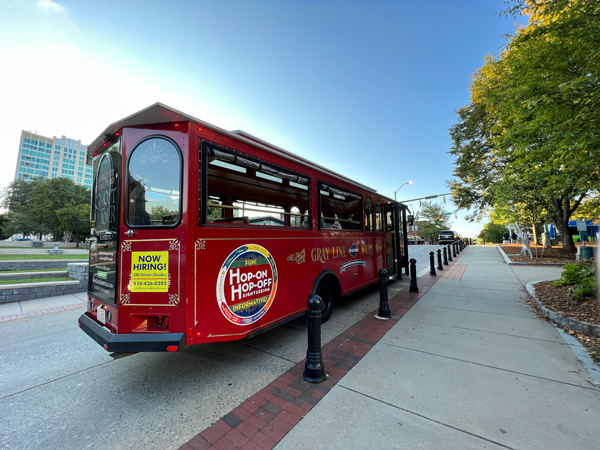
[
  {"left": 0, "top": 277, "right": 74, "bottom": 285},
  {"left": 0, "top": 254, "right": 88, "bottom": 261},
  {"left": 0, "top": 268, "right": 66, "bottom": 274}
]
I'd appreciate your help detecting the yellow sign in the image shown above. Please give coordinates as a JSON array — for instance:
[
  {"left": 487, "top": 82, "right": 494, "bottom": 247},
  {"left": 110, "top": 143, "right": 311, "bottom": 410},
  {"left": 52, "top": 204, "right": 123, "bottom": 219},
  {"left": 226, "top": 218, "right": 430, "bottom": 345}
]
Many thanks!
[{"left": 131, "top": 251, "right": 169, "bottom": 292}]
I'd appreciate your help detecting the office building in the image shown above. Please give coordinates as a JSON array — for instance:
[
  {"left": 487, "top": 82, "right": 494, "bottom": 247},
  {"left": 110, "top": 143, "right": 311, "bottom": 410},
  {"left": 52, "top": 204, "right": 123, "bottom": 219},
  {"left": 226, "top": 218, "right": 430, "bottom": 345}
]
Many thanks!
[{"left": 15, "top": 130, "right": 93, "bottom": 189}]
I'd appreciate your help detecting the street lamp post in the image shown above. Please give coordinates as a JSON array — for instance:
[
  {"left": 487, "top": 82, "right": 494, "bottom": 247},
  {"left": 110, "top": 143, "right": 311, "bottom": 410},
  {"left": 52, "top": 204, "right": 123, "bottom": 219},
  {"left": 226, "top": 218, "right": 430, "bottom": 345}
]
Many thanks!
[{"left": 394, "top": 180, "right": 413, "bottom": 201}]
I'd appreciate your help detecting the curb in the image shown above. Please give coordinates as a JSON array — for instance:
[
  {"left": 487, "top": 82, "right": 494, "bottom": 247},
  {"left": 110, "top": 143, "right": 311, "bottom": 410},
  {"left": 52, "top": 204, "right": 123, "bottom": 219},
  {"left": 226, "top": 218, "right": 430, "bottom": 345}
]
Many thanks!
[
  {"left": 525, "top": 282, "right": 600, "bottom": 338},
  {"left": 526, "top": 281, "right": 600, "bottom": 385},
  {"left": 0, "top": 302, "right": 85, "bottom": 322},
  {"left": 497, "top": 245, "right": 566, "bottom": 266}
]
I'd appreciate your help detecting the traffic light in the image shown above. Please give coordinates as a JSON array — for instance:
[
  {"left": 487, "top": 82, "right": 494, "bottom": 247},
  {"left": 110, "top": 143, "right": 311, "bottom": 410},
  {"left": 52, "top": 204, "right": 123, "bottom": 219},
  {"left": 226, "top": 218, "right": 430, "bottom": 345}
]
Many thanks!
[{"left": 436, "top": 215, "right": 441, "bottom": 220}]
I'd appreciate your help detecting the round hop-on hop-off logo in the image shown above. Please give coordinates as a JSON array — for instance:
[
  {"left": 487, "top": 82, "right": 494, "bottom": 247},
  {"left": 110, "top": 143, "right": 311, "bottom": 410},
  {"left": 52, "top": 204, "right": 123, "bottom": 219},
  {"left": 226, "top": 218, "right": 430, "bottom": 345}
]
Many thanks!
[{"left": 216, "top": 244, "right": 278, "bottom": 325}]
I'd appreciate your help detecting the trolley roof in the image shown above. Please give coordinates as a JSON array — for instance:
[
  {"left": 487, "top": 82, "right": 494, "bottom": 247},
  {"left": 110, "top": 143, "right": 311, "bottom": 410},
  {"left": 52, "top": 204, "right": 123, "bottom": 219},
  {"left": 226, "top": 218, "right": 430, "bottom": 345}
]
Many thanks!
[{"left": 87, "top": 102, "right": 388, "bottom": 199}]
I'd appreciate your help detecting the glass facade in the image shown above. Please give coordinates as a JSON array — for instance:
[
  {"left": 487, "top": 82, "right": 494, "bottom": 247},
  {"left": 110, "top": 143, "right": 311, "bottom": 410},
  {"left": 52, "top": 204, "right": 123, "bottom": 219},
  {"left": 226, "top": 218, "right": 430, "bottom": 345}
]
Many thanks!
[{"left": 16, "top": 131, "right": 93, "bottom": 189}]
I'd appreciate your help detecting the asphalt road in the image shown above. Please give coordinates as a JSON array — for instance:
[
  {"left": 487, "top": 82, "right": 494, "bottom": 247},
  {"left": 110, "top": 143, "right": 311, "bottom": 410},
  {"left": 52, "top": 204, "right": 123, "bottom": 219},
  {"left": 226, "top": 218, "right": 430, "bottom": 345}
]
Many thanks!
[
  {"left": 0, "top": 277, "right": 410, "bottom": 450},
  {"left": 404, "top": 243, "right": 445, "bottom": 276}
]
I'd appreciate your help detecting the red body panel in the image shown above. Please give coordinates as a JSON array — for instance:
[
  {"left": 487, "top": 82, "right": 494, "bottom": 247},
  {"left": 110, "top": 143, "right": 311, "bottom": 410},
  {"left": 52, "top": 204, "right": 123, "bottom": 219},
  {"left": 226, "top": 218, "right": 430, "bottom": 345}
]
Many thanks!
[{"left": 84, "top": 113, "right": 394, "bottom": 351}]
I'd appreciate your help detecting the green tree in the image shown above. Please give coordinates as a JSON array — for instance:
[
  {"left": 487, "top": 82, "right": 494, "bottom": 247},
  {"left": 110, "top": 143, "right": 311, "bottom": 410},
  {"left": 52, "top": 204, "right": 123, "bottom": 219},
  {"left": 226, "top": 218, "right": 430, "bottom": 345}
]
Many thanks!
[
  {"left": 571, "top": 195, "right": 600, "bottom": 222},
  {"left": 418, "top": 201, "right": 453, "bottom": 242},
  {"left": 0, "top": 213, "right": 7, "bottom": 239},
  {"left": 448, "top": 0, "right": 600, "bottom": 253},
  {"left": 2, "top": 211, "right": 48, "bottom": 238},
  {"left": 1, "top": 178, "right": 36, "bottom": 214},
  {"left": 479, "top": 223, "right": 509, "bottom": 244},
  {"left": 56, "top": 204, "right": 91, "bottom": 247},
  {"left": 0, "top": 177, "right": 90, "bottom": 240},
  {"left": 28, "top": 178, "right": 90, "bottom": 238}
]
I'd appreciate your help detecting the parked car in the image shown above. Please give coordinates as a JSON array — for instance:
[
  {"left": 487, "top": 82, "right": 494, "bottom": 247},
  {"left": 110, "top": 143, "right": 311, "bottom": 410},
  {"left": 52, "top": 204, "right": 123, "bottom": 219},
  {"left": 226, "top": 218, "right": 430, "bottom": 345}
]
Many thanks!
[{"left": 438, "top": 230, "right": 458, "bottom": 245}]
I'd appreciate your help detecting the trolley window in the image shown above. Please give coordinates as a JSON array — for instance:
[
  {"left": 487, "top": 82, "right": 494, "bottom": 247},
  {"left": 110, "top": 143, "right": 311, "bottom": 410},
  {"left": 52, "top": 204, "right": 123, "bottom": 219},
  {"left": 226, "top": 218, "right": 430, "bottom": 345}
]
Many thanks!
[
  {"left": 126, "top": 137, "right": 182, "bottom": 227},
  {"left": 202, "top": 142, "right": 310, "bottom": 227},
  {"left": 365, "top": 197, "right": 374, "bottom": 232},
  {"left": 376, "top": 200, "right": 384, "bottom": 233},
  {"left": 318, "top": 182, "right": 362, "bottom": 231}
]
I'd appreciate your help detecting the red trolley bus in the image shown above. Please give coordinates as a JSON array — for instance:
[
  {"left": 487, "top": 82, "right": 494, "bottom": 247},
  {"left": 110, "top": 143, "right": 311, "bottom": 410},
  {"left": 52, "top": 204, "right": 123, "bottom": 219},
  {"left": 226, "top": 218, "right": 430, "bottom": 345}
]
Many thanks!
[{"left": 78, "top": 103, "right": 407, "bottom": 353}]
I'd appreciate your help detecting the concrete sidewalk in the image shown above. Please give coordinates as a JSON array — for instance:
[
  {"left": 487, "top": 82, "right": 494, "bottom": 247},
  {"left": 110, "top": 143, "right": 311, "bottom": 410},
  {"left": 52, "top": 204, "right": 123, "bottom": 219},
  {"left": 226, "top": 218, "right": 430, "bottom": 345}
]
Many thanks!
[
  {"left": 275, "top": 246, "right": 600, "bottom": 449},
  {"left": 0, "top": 291, "right": 86, "bottom": 321},
  {"left": 3, "top": 246, "right": 599, "bottom": 449}
]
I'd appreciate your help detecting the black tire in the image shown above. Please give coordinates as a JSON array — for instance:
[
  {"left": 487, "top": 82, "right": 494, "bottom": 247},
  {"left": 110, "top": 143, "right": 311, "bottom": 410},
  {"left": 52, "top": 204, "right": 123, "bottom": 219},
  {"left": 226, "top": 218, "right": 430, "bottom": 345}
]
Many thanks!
[{"left": 315, "top": 280, "right": 336, "bottom": 323}]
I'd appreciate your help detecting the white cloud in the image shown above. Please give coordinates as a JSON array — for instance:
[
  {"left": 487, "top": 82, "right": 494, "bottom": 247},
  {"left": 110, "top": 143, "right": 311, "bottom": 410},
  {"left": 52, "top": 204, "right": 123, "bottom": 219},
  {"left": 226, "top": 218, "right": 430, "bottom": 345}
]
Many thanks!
[{"left": 36, "top": 0, "right": 65, "bottom": 13}]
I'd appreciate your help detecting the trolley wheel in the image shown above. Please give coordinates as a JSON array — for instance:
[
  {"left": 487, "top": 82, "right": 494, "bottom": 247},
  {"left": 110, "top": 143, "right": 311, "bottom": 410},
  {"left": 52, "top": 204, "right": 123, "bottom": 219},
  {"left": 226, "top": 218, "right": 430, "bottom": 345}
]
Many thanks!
[{"left": 315, "top": 280, "right": 336, "bottom": 323}]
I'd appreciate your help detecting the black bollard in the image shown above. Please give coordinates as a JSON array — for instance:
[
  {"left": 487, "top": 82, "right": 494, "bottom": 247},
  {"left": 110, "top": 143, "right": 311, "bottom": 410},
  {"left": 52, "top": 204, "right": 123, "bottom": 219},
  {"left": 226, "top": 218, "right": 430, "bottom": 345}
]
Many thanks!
[
  {"left": 429, "top": 251, "right": 436, "bottom": 276},
  {"left": 452, "top": 243, "right": 457, "bottom": 258},
  {"left": 409, "top": 258, "right": 419, "bottom": 293},
  {"left": 376, "top": 269, "right": 391, "bottom": 319},
  {"left": 304, "top": 295, "right": 326, "bottom": 383},
  {"left": 437, "top": 249, "right": 444, "bottom": 270},
  {"left": 456, "top": 242, "right": 461, "bottom": 253},
  {"left": 447, "top": 245, "right": 453, "bottom": 262},
  {"left": 443, "top": 247, "right": 448, "bottom": 265}
]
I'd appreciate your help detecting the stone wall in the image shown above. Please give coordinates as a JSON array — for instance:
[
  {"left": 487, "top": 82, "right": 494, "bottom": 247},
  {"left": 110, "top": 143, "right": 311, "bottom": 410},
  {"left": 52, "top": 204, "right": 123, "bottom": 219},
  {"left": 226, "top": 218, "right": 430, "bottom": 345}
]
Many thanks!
[
  {"left": 0, "top": 260, "right": 83, "bottom": 271},
  {"left": 0, "top": 263, "right": 89, "bottom": 303}
]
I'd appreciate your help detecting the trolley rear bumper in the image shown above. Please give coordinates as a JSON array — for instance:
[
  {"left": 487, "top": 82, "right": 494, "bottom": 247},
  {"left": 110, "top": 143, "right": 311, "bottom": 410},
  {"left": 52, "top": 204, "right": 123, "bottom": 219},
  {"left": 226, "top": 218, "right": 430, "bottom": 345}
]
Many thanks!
[{"left": 78, "top": 313, "right": 185, "bottom": 352}]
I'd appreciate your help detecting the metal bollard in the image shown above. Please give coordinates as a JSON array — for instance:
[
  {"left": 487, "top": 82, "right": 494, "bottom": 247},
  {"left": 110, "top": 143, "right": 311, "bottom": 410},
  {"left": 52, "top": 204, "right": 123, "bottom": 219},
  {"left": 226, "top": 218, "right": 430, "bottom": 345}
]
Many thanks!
[
  {"left": 304, "top": 295, "right": 326, "bottom": 383},
  {"left": 447, "top": 245, "right": 453, "bottom": 262},
  {"left": 437, "top": 249, "right": 444, "bottom": 270},
  {"left": 429, "top": 251, "right": 436, "bottom": 276},
  {"left": 452, "top": 243, "right": 457, "bottom": 258},
  {"left": 409, "top": 258, "right": 419, "bottom": 293},
  {"left": 376, "top": 269, "right": 391, "bottom": 319},
  {"left": 443, "top": 247, "right": 448, "bottom": 265}
]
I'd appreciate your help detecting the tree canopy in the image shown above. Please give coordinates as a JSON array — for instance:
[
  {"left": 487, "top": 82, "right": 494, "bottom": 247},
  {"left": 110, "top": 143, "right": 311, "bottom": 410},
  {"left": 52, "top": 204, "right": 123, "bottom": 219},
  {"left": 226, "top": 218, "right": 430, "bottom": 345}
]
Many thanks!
[
  {"left": 1, "top": 177, "right": 90, "bottom": 243},
  {"left": 417, "top": 201, "right": 453, "bottom": 242},
  {"left": 479, "top": 222, "right": 509, "bottom": 244},
  {"left": 448, "top": 0, "right": 600, "bottom": 252}
]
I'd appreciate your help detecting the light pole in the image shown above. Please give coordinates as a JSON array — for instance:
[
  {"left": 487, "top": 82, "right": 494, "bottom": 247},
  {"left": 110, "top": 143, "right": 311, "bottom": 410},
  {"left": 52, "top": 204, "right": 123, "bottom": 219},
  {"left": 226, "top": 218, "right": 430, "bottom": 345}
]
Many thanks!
[{"left": 394, "top": 180, "right": 412, "bottom": 201}]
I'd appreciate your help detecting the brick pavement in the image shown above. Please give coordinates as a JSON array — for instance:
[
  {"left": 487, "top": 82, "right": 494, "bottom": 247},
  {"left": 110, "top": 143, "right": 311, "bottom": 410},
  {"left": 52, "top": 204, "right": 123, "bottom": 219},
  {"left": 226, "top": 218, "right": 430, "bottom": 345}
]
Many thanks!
[
  {"left": 0, "top": 302, "right": 84, "bottom": 322},
  {"left": 179, "top": 249, "right": 465, "bottom": 450}
]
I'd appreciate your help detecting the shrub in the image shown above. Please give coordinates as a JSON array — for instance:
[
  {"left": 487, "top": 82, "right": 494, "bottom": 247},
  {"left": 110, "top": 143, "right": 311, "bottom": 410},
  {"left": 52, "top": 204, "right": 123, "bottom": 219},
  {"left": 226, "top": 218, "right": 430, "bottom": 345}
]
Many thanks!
[{"left": 553, "top": 261, "right": 596, "bottom": 301}]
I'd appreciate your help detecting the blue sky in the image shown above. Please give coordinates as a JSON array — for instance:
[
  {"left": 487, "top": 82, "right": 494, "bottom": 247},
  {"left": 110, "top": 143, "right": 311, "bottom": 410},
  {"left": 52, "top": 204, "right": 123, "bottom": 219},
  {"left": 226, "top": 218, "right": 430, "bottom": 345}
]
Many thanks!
[{"left": 0, "top": 0, "right": 520, "bottom": 237}]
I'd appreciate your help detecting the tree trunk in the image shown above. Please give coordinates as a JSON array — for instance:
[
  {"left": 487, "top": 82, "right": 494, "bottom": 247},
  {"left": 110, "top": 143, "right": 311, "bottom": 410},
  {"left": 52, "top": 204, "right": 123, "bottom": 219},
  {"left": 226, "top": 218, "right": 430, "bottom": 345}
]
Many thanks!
[
  {"left": 548, "top": 195, "right": 578, "bottom": 254},
  {"left": 553, "top": 219, "right": 576, "bottom": 253}
]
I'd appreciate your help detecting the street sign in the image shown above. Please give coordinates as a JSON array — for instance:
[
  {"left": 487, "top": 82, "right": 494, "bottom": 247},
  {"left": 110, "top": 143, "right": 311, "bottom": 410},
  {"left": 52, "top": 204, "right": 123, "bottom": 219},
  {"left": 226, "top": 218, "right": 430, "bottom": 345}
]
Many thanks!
[{"left": 442, "top": 213, "right": 452, "bottom": 216}]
